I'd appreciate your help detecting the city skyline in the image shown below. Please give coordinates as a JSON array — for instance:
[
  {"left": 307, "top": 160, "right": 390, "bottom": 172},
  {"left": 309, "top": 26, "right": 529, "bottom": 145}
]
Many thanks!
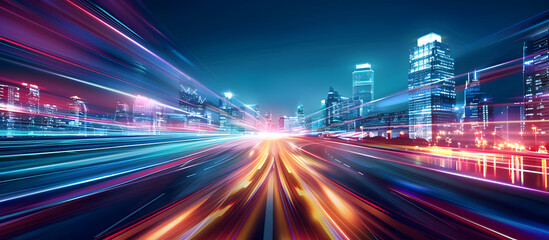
[
  {"left": 2, "top": 1, "right": 549, "bottom": 239},
  {"left": 145, "top": 0, "right": 546, "bottom": 117}
]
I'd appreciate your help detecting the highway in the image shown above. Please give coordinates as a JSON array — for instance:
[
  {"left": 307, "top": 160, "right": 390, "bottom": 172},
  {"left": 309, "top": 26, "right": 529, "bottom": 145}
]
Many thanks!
[{"left": 1, "top": 135, "right": 548, "bottom": 239}]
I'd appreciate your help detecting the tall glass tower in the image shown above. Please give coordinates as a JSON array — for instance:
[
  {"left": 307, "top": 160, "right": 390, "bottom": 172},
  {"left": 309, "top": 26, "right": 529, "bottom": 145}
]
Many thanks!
[
  {"left": 352, "top": 63, "right": 374, "bottom": 116},
  {"left": 524, "top": 28, "right": 549, "bottom": 145},
  {"left": 464, "top": 71, "right": 483, "bottom": 128},
  {"left": 408, "top": 33, "right": 455, "bottom": 141}
]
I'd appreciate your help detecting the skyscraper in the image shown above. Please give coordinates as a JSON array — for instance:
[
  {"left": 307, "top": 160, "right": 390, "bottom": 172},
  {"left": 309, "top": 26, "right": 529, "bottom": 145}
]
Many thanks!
[
  {"left": 0, "top": 83, "right": 20, "bottom": 134},
  {"left": 524, "top": 28, "right": 549, "bottom": 146},
  {"left": 352, "top": 63, "right": 374, "bottom": 115},
  {"left": 464, "top": 70, "right": 484, "bottom": 129},
  {"left": 219, "top": 92, "right": 239, "bottom": 133},
  {"left": 244, "top": 104, "right": 260, "bottom": 130},
  {"left": 114, "top": 100, "right": 130, "bottom": 124},
  {"left": 264, "top": 111, "right": 273, "bottom": 131},
  {"left": 408, "top": 33, "right": 455, "bottom": 141},
  {"left": 179, "top": 85, "right": 208, "bottom": 130},
  {"left": 325, "top": 87, "right": 342, "bottom": 128},
  {"left": 68, "top": 96, "right": 88, "bottom": 135},
  {"left": 297, "top": 104, "right": 305, "bottom": 130}
]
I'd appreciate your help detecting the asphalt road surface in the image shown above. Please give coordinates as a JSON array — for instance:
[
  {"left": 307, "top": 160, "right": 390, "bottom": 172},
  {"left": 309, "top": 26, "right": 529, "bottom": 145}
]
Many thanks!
[{"left": 1, "top": 135, "right": 548, "bottom": 239}]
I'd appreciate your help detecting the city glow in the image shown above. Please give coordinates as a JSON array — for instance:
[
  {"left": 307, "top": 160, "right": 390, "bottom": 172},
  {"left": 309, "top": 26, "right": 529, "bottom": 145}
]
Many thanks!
[
  {"left": 1, "top": 1, "right": 548, "bottom": 240},
  {"left": 417, "top": 32, "right": 442, "bottom": 46}
]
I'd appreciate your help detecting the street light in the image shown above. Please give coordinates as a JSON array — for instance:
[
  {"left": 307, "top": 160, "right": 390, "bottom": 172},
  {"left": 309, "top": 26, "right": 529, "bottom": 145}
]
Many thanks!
[{"left": 360, "top": 126, "right": 364, "bottom": 141}]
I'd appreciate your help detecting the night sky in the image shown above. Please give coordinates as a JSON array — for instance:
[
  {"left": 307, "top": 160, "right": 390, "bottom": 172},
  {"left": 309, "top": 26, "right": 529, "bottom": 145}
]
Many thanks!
[{"left": 143, "top": 0, "right": 548, "bottom": 118}]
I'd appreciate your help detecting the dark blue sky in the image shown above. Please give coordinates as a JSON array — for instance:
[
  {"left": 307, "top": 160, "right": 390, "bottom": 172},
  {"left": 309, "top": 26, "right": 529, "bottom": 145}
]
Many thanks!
[{"left": 143, "top": 0, "right": 548, "bottom": 118}]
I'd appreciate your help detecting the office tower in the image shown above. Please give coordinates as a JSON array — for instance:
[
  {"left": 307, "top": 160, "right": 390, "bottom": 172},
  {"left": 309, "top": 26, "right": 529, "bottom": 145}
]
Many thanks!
[
  {"left": 0, "top": 83, "right": 20, "bottom": 133},
  {"left": 133, "top": 95, "right": 155, "bottom": 132},
  {"left": 352, "top": 63, "right": 374, "bottom": 115},
  {"left": 311, "top": 100, "right": 326, "bottom": 131},
  {"left": 180, "top": 85, "right": 208, "bottom": 130},
  {"left": 464, "top": 71, "right": 485, "bottom": 129},
  {"left": 20, "top": 83, "right": 39, "bottom": 131},
  {"left": 43, "top": 104, "right": 59, "bottom": 129},
  {"left": 264, "top": 111, "right": 272, "bottom": 131},
  {"left": 244, "top": 104, "right": 260, "bottom": 130},
  {"left": 278, "top": 116, "right": 285, "bottom": 131},
  {"left": 524, "top": 28, "right": 549, "bottom": 146},
  {"left": 68, "top": 96, "right": 88, "bottom": 135},
  {"left": 325, "top": 87, "right": 342, "bottom": 128},
  {"left": 297, "top": 105, "right": 305, "bottom": 129},
  {"left": 114, "top": 100, "right": 130, "bottom": 124},
  {"left": 219, "top": 92, "right": 234, "bottom": 132},
  {"left": 408, "top": 33, "right": 455, "bottom": 141}
]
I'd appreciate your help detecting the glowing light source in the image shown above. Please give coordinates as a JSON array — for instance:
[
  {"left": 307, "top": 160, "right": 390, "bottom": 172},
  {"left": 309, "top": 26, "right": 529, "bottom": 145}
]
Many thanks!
[
  {"left": 417, "top": 32, "right": 441, "bottom": 46},
  {"left": 356, "top": 63, "right": 371, "bottom": 69},
  {"left": 224, "top": 92, "right": 233, "bottom": 99}
]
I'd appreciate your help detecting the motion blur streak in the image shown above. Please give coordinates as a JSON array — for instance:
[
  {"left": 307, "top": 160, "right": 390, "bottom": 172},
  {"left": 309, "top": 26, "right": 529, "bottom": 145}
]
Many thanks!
[
  {"left": 46, "top": 136, "right": 541, "bottom": 240},
  {"left": 0, "top": 136, "right": 548, "bottom": 238}
]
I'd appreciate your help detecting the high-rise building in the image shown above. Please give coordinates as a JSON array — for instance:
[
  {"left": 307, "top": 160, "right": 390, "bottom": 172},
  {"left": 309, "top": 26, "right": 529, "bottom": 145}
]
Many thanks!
[
  {"left": 264, "top": 112, "right": 273, "bottom": 131},
  {"left": 133, "top": 95, "right": 155, "bottom": 132},
  {"left": 43, "top": 104, "right": 59, "bottom": 129},
  {"left": 352, "top": 63, "right": 374, "bottom": 115},
  {"left": 114, "top": 100, "right": 130, "bottom": 124},
  {"left": 68, "top": 96, "right": 88, "bottom": 135},
  {"left": 179, "top": 85, "right": 208, "bottom": 130},
  {"left": 20, "top": 83, "right": 39, "bottom": 131},
  {"left": 463, "top": 71, "right": 485, "bottom": 130},
  {"left": 325, "top": 87, "right": 342, "bottom": 128},
  {"left": 219, "top": 92, "right": 243, "bottom": 133},
  {"left": 523, "top": 28, "right": 549, "bottom": 146},
  {"left": 244, "top": 104, "right": 260, "bottom": 130},
  {"left": 297, "top": 104, "right": 305, "bottom": 130},
  {"left": 0, "top": 83, "right": 20, "bottom": 133},
  {"left": 408, "top": 33, "right": 455, "bottom": 141}
]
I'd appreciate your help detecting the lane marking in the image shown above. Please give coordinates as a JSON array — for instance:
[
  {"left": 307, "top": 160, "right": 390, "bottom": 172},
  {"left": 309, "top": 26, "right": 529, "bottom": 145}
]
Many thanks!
[{"left": 95, "top": 193, "right": 165, "bottom": 238}]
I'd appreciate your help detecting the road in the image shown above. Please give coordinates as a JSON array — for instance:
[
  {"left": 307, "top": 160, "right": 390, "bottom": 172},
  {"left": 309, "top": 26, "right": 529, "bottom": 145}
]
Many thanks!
[{"left": 0, "top": 135, "right": 548, "bottom": 239}]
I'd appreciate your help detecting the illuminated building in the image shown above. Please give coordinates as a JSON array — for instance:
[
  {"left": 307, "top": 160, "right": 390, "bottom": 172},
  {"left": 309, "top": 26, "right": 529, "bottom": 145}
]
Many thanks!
[
  {"left": 219, "top": 91, "right": 243, "bottom": 133},
  {"left": 219, "top": 92, "right": 233, "bottom": 132},
  {"left": 352, "top": 63, "right": 374, "bottom": 115},
  {"left": 311, "top": 100, "right": 326, "bottom": 132},
  {"left": 20, "top": 83, "right": 40, "bottom": 132},
  {"left": 523, "top": 28, "right": 549, "bottom": 145},
  {"left": 464, "top": 71, "right": 483, "bottom": 128},
  {"left": 43, "top": 104, "right": 59, "bottom": 129},
  {"left": 68, "top": 96, "right": 88, "bottom": 135},
  {"left": 297, "top": 104, "right": 305, "bottom": 130},
  {"left": 324, "top": 87, "right": 361, "bottom": 131},
  {"left": 0, "top": 83, "right": 20, "bottom": 134},
  {"left": 133, "top": 95, "right": 155, "bottom": 133},
  {"left": 180, "top": 85, "right": 208, "bottom": 130},
  {"left": 278, "top": 116, "right": 298, "bottom": 132},
  {"left": 325, "top": 87, "right": 342, "bottom": 129},
  {"left": 408, "top": 33, "right": 455, "bottom": 141},
  {"left": 244, "top": 104, "right": 260, "bottom": 131},
  {"left": 356, "top": 111, "right": 408, "bottom": 138},
  {"left": 463, "top": 70, "right": 493, "bottom": 131},
  {"left": 264, "top": 111, "right": 273, "bottom": 131},
  {"left": 114, "top": 100, "right": 130, "bottom": 124}
]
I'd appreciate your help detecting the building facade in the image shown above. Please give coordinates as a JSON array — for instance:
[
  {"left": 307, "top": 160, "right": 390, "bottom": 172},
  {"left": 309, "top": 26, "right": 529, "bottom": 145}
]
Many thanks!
[
  {"left": 408, "top": 33, "right": 455, "bottom": 141},
  {"left": 352, "top": 63, "right": 374, "bottom": 115},
  {"left": 523, "top": 28, "right": 549, "bottom": 146}
]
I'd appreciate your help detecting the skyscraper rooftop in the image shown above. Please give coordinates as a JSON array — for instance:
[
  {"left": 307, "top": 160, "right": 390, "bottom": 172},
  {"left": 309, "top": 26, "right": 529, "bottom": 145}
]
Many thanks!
[{"left": 417, "top": 32, "right": 441, "bottom": 46}]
